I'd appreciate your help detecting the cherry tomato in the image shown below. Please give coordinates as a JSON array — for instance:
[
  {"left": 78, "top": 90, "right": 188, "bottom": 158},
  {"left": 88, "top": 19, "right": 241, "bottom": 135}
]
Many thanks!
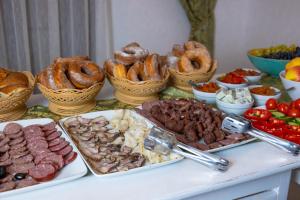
[
  {"left": 288, "top": 108, "right": 300, "bottom": 117},
  {"left": 244, "top": 109, "right": 272, "bottom": 121},
  {"left": 265, "top": 98, "right": 277, "bottom": 110},
  {"left": 289, "top": 101, "right": 297, "bottom": 109},
  {"left": 277, "top": 103, "right": 289, "bottom": 114},
  {"left": 294, "top": 99, "right": 300, "bottom": 110}
]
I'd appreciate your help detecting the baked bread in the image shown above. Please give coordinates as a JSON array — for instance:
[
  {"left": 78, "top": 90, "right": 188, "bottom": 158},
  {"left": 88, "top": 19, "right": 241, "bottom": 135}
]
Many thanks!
[
  {"left": 105, "top": 43, "right": 167, "bottom": 82},
  {"left": 169, "top": 41, "right": 212, "bottom": 73},
  {"left": 38, "top": 56, "right": 104, "bottom": 90},
  {"left": 0, "top": 68, "right": 29, "bottom": 96}
]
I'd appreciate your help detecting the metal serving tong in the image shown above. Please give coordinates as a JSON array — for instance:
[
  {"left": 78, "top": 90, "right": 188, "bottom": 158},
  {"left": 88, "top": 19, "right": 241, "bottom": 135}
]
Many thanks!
[
  {"left": 144, "top": 126, "right": 230, "bottom": 171},
  {"left": 222, "top": 114, "right": 300, "bottom": 155}
]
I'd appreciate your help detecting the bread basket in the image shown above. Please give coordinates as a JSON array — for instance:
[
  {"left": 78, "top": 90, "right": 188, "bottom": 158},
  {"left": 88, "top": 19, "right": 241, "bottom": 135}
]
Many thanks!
[
  {"left": 37, "top": 80, "right": 104, "bottom": 116},
  {"left": 0, "top": 71, "right": 35, "bottom": 121},
  {"left": 169, "top": 60, "right": 218, "bottom": 92},
  {"left": 106, "top": 71, "right": 170, "bottom": 106}
]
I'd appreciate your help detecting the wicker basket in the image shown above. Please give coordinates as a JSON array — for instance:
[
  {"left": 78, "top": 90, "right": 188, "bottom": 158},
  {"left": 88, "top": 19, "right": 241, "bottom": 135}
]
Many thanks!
[
  {"left": 169, "top": 60, "right": 218, "bottom": 92},
  {"left": 106, "top": 71, "right": 170, "bottom": 106},
  {"left": 0, "top": 71, "right": 35, "bottom": 122},
  {"left": 37, "top": 80, "right": 104, "bottom": 116}
]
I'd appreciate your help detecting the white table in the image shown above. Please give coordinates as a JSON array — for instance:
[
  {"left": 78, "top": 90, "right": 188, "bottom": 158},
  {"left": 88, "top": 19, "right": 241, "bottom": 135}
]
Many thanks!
[{"left": 3, "top": 84, "right": 300, "bottom": 200}]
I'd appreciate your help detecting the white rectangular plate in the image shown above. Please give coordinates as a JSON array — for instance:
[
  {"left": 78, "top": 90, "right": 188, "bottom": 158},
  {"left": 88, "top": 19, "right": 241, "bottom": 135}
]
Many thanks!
[
  {"left": 0, "top": 118, "right": 88, "bottom": 198},
  {"left": 59, "top": 110, "right": 183, "bottom": 178}
]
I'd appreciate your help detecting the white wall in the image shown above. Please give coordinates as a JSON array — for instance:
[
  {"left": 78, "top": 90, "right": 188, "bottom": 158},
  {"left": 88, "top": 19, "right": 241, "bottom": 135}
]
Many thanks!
[{"left": 111, "top": 0, "right": 300, "bottom": 73}]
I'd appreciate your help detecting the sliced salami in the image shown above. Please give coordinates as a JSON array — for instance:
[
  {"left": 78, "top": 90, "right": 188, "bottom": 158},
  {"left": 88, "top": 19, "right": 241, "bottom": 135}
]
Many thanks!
[
  {"left": 12, "top": 154, "right": 33, "bottom": 164},
  {"left": 34, "top": 152, "right": 57, "bottom": 165},
  {"left": 29, "top": 163, "right": 56, "bottom": 182},
  {"left": 11, "top": 150, "right": 29, "bottom": 160},
  {"left": 48, "top": 137, "right": 65, "bottom": 147},
  {"left": 16, "top": 177, "right": 38, "bottom": 189},
  {"left": 0, "top": 174, "right": 13, "bottom": 183},
  {"left": 46, "top": 131, "right": 61, "bottom": 141},
  {"left": 0, "top": 181, "right": 16, "bottom": 192},
  {"left": 64, "top": 151, "right": 77, "bottom": 165},
  {"left": 49, "top": 141, "right": 69, "bottom": 152},
  {"left": 0, "top": 152, "right": 9, "bottom": 162},
  {"left": 0, "top": 136, "right": 10, "bottom": 147},
  {"left": 9, "top": 137, "right": 24, "bottom": 146},
  {"left": 0, "top": 158, "right": 12, "bottom": 166},
  {"left": 26, "top": 136, "right": 46, "bottom": 143},
  {"left": 0, "top": 133, "right": 5, "bottom": 140},
  {"left": 9, "top": 146, "right": 27, "bottom": 155},
  {"left": 7, "top": 162, "right": 35, "bottom": 174},
  {"left": 7, "top": 131, "right": 23, "bottom": 139},
  {"left": 24, "top": 131, "right": 44, "bottom": 139},
  {"left": 44, "top": 129, "right": 57, "bottom": 137},
  {"left": 23, "top": 125, "right": 42, "bottom": 134},
  {"left": 10, "top": 140, "right": 26, "bottom": 150},
  {"left": 40, "top": 154, "right": 64, "bottom": 169},
  {"left": 27, "top": 140, "right": 48, "bottom": 150},
  {"left": 41, "top": 122, "right": 56, "bottom": 131},
  {"left": 0, "top": 144, "right": 9, "bottom": 152},
  {"left": 4, "top": 123, "right": 22, "bottom": 135},
  {"left": 56, "top": 145, "right": 72, "bottom": 156}
]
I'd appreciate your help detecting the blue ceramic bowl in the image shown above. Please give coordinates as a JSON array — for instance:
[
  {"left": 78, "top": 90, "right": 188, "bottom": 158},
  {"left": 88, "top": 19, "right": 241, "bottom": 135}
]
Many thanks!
[{"left": 247, "top": 53, "right": 289, "bottom": 77}]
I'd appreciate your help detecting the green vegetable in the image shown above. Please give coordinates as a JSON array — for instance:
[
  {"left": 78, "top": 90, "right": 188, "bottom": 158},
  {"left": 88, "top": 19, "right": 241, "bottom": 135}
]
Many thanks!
[
  {"left": 271, "top": 111, "right": 285, "bottom": 118},
  {"left": 288, "top": 122, "right": 299, "bottom": 126}
]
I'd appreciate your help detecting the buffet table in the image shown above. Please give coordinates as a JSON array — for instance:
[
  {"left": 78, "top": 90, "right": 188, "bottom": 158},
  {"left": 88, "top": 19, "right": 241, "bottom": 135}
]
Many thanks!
[{"left": 3, "top": 76, "right": 300, "bottom": 200}]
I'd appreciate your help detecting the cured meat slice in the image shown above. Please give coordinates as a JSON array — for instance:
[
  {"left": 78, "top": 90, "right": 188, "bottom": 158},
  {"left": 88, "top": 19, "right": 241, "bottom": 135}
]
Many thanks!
[
  {"left": 0, "top": 158, "right": 12, "bottom": 166},
  {"left": 9, "top": 146, "right": 27, "bottom": 155},
  {"left": 0, "top": 174, "right": 13, "bottom": 183},
  {"left": 30, "top": 149, "right": 51, "bottom": 157},
  {"left": 219, "top": 138, "right": 238, "bottom": 146},
  {"left": 26, "top": 136, "right": 46, "bottom": 143},
  {"left": 10, "top": 140, "right": 26, "bottom": 150},
  {"left": 27, "top": 140, "right": 48, "bottom": 150},
  {"left": 208, "top": 142, "right": 223, "bottom": 149},
  {"left": 0, "top": 137, "right": 10, "bottom": 146},
  {"left": 44, "top": 129, "right": 57, "bottom": 137},
  {"left": 0, "top": 152, "right": 9, "bottom": 162},
  {"left": 46, "top": 131, "right": 62, "bottom": 141},
  {"left": 23, "top": 125, "right": 42, "bottom": 134},
  {"left": 7, "top": 131, "right": 23, "bottom": 139},
  {"left": 0, "top": 181, "right": 16, "bottom": 192},
  {"left": 16, "top": 177, "right": 38, "bottom": 188},
  {"left": 24, "top": 131, "right": 44, "bottom": 139},
  {"left": 7, "top": 162, "right": 35, "bottom": 174},
  {"left": 40, "top": 154, "right": 64, "bottom": 169},
  {"left": 0, "top": 144, "right": 9, "bottom": 152},
  {"left": 48, "top": 137, "right": 65, "bottom": 147},
  {"left": 34, "top": 152, "right": 56, "bottom": 164},
  {"left": 4, "top": 123, "right": 22, "bottom": 135},
  {"left": 64, "top": 151, "right": 77, "bottom": 165},
  {"left": 9, "top": 137, "right": 24, "bottom": 146},
  {"left": 11, "top": 150, "right": 29, "bottom": 160},
  {"left": 56, "top": 145, "right": 72, "bottom": 156},
  {"left": 41, "top": 122, "right": 56, "bottom": 131},
  {"left": 29, "top": 163, "right": 56, "bottom": 182},
  {"left": 12, "top": 154, "right": 33, "bottom": 164},
  {"left": 0, "top": 133, "right": 5, "bottom": 140},
  {"left": 49, "top": 141, "right": 69, "bottom": 152}
]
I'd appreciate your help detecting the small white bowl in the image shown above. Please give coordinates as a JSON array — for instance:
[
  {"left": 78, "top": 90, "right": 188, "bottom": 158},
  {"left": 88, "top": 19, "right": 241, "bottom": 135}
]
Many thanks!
[
  {"left": 242, "top": 68, "right": 263, "bottom": 84},
  {"left": 280, "top": 70, "right": 300, "bottom": 100},
  {"left": 192, "top": 83, "right": 218, "bottom": 104},
  {"left": 216, "top": 98, "right": 254, "bottom": 115},
  {"left": 216, "top": 74, "right": 248, "bottom": 89},
  {"left": 248, "top": 85, "right": 281, "bottom": 106}
]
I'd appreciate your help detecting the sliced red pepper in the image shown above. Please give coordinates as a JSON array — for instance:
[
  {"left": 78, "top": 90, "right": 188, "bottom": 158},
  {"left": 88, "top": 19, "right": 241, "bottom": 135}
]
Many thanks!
[
  {"left": 244, "top": 109, "right": 272, "bottom": 121},
  {"left": 268, "top": 117, "right": 285, "bottom": 126}
]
